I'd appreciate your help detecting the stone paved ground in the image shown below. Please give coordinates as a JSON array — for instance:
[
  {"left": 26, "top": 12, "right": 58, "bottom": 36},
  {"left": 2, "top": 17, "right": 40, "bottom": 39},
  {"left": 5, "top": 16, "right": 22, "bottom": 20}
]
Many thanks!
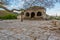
[{"left": 0, "top": 20, "right": 60, "bottom": 40}]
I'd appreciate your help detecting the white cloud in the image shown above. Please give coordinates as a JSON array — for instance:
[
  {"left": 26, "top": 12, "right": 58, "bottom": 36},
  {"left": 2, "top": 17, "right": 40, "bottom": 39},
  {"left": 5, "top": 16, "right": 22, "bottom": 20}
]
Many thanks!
[
  {"left": 7, "top": 0, "right": 24, "bottom": 10},
  {"left": 46, "top": 3, "right": 60, "bottom": 16}
]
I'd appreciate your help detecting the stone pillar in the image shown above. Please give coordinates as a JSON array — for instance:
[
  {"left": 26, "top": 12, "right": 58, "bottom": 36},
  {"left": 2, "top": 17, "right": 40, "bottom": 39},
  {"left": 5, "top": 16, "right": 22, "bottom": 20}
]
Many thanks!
[
  {"left": 21, "top": 12, "right": 24, "bottom": 22},
  {"left": 29, "top": 12, "right": 31, "bottom": 18},
  {"left": 42, "top": 11, "right": 46, "bottom": 20},
  {"left": 35, "top": 12, "right": 37, "bottom": 18}
]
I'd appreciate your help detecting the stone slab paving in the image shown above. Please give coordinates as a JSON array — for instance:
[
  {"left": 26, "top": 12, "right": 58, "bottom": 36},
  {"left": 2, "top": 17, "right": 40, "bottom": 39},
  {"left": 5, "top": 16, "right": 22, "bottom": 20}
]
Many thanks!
[{"left": 0, "top": 20, "right": 60, "bottom": 40}]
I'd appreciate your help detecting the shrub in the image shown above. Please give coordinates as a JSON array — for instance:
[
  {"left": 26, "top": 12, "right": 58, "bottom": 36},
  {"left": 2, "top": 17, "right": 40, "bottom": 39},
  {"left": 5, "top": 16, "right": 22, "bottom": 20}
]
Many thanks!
[
  {"left": 56, "top": 16, "right": 60, "bottom": 20},
  {"left": 0, "top": 14, "right": 17, "bottom": 20},
  {"left": 49, "top": 16, "right": 56, "bottom": 20},
  {"left": 0, "top": 10, "right": 18, "bottom": 20},
  {"left": 49, "top": 16, "right": 60, "bottom": 20}
]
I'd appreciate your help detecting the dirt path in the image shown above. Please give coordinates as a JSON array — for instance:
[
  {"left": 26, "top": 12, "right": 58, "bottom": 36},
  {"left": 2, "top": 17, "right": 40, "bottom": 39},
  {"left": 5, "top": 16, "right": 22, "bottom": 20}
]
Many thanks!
[{"left": 0, "top": 20, "right": 60, "bottom": 40}]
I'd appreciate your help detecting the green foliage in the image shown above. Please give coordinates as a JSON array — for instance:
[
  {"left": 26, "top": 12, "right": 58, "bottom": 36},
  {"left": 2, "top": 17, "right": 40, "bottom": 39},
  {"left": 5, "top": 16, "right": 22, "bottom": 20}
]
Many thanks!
[
  {"left": 0, "top": 10, "right": 17, "bottom": 20},
  {"left": 0, "top": 14, "right": 17, "bottom": 19},
  {"left": 55, "top": 16, "right": 60, "bottom": 20},
  {"left": 49, "top": 16, "right": 60, "bottom": 20},
  {"left": 49, "top": 16, "right": 56, "bottom": 20}
]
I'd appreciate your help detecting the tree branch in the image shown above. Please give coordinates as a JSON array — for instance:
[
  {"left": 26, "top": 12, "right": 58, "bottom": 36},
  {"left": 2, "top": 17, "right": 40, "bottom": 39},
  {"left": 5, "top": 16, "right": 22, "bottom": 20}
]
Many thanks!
[
  {"left": 0, "top": 3, "right": 22, "bottom": 13},
  {"left": 0, "top": 4, "right": 13, "bottom": 12}
]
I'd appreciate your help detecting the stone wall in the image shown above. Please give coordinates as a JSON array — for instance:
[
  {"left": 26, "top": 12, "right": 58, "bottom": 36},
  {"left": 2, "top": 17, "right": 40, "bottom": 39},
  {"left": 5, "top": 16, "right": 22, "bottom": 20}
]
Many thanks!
[{"left": 23, "top": 8, "right": 46, "bottom": 20}]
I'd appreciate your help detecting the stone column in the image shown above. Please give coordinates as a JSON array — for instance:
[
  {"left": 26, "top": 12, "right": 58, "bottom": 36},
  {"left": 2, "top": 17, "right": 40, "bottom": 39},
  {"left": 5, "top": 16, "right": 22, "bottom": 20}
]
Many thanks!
[
  {"left": 35, "top": 12, "right": 37, "bottom": 18},
  {"left": 21, "top": 12, "right": 24, "bottom": 22},
  {"left": 29, "top": 12, "right": 31, "bottom": 18}
]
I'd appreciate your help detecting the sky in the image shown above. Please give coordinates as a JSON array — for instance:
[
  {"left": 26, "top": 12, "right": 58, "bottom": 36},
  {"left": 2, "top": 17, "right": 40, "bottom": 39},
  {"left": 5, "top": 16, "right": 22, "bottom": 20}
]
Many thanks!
[
  {"left": 46, "top": 3, "right": 60, "bottom": 16},
  {"left": 1, "top": 0, "right": 60, "bottom": 16}
]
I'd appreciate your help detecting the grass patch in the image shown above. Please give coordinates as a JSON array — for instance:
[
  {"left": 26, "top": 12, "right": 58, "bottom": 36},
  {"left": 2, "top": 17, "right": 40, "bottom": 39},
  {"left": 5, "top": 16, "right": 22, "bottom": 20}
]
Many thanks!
[
  {"left": 49, "top": 16, "right": 60, "bottom": 20},
  {"left": 0, "top": 10, "right": 17, "bottom": 20}
]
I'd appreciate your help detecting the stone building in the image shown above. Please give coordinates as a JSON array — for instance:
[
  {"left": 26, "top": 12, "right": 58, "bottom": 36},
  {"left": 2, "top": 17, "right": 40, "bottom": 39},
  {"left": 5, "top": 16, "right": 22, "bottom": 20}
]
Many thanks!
[{"left": 18, "top": 6, "right": 47, "bottom": 20}]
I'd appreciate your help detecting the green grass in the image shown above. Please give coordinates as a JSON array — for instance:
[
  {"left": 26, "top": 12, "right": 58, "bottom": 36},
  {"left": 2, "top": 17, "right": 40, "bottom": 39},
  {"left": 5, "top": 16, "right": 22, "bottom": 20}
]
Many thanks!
[
  {"left": 49, "top": 16, "right": 60, "bottom": 20},
  {"left": 0, "top": 10, "right": 17, "bottom": 20}
]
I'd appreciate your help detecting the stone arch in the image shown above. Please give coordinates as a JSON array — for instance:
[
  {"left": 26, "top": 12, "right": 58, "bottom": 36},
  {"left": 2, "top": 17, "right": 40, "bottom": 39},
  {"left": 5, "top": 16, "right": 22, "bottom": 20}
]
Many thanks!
[
  {"left": 31, "top": 12, "right": 35, "bottom": 18},
  {"left": 37, "top": 12, "right": 42, "bottom": 16},
  {"left": 26, "top": 12, "right": 29, "bottom": 17}
]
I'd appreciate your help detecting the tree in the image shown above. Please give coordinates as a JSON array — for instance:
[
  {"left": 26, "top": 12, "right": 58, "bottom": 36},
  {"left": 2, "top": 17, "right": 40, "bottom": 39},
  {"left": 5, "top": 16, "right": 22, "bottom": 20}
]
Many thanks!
[
  {"left": 0, "top": 0, "right": 21, "bottom": 12},
  {"left": 0, "top": 0, "right": 60, "bottom": 11},
  {"left": 23, "top": 0, "right": 59, "bottom": 9}
]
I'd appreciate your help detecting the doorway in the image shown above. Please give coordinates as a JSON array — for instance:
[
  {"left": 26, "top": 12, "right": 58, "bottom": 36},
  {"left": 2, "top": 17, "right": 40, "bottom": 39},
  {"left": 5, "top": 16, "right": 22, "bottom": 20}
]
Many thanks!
[
  {"left": 31, "top": 12, "right": 35, "bottom": 18},
  {"left": 26, "top": 12, "right": 29, "bottom": 17},
  {"left": 37, "top": 12, "right": 42, "bottom": 16}
]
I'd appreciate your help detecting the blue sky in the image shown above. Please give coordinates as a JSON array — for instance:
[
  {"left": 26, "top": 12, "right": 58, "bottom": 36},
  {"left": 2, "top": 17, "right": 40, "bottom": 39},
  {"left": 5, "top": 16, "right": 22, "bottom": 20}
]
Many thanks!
[
  {"left": 1, "top": 0, "right": 60, "bottom": 16},
  {"left": 46, "top": 3, "right": 60, "bottom": 16},
  {"left": 6, "top": 0, "right": 24, "bottom": 10}
]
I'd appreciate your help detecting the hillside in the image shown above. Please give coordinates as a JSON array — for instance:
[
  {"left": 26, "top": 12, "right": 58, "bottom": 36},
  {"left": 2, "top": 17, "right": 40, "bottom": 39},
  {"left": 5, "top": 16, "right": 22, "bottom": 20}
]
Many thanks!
[
  {"left": 0, "top": 10, "right": 17, "bottom": 19},
  {"left": 0, "top": 10, "right": 14, "bottom": 16}
]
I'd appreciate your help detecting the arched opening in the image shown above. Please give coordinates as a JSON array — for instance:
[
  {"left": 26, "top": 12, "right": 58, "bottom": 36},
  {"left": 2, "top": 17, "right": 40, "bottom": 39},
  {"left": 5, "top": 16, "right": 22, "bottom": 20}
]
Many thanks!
[
  {"left": 26, "top": 12, "right": 29, "bottom": 17},
  {"left": 37, "top": 12, "right": 42, "bottom": 16},
  {"left": 31, "top": 12, "right": 35, "bottom": 18}
]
